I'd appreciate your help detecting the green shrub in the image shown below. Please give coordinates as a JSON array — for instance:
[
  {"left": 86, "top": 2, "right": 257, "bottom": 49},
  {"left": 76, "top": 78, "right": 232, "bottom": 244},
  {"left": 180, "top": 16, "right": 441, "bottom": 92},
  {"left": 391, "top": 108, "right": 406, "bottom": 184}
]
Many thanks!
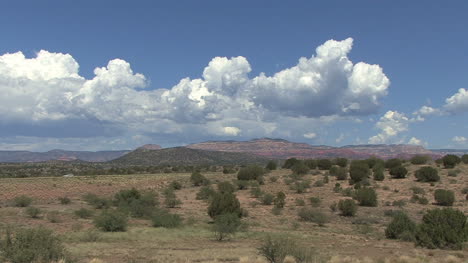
[
  {"left": 304, "top": 159, "right": 317, "bottom": 169},
  {"left": 93, "top": 210, "right": 128, "bottom": 232},
  {"left": 114, "top": 188, "right": 158, "bottom": 218},
  {"left": 411, "top": 194, "right": 429, "bottom": 205},
  {"left": 385, "top": 212, "right": 416, "bottom": 239},
  {"left": 249, "top": 187, "right": 263, "bottom": 198},
  {"left": 234, "top": 180, "right": 250, "bottom": 190},
  {"left": 389, "top": 166, "right": 408, "bottom": 179},
  {"left": 415, "top": 208, "right": 468, "bottom": 250},
  {"left": 442, "top": 154, "right": 461, "bottom": 168},
  {"left": 217, "top": 181, "right": 236, "bottom": 194},
  {"left": 283, "top": 158, "right": 301, "bottom": 169},
  {"left": 163, "top": 188, "right": 182, "bottom": 208},
  {"left": 257, "top": 235, "right": 290, "bottom": 263},
  {"left": 334, "top": 158, "right": 348, "bottom": 168},
  {"left": 83, "top": 193, "right": 111, "bottom": 209},
  {"left": 208, "top": 192, "right": 242, "bottom": 219},
  {"left": 338, "top": 199, "right": 357, "bottom": 217},
  {"left": 415, "top": 166, "right": 439, "bottom": 182},
  {"left": 297, "top": 208, "right": 328, "bottom": 226},
  {"left": 410, "top": 186, "right": 425, "bottom": 195},
  {"left": 273, "top": 192, "right": 286, "bottom": 209},
  {"left": 265, "top": 160, "right": 278, "bottom": 170},
  {"left": 261, "top": 193, "right": 274, "bottom": 205},
  {"left": 366, "top": 157, "right": 384, "bottom": 169},
  {"left": 385, "top": 158, "right": 402, "bottom": 169},
  {"left": 309, "top": 197, "right": 321, "bottom": 207},
  {"left": 151, "top": 209, "right": 182, "bottom": 228},
  {"left": 237, "top": 165, "right": 265, "bottom": 181},
  {"left": 295, "top": 198, "right": 305, "bottom": 206},
  {"left": 212, "top": 213, "right": 241, "bottom": 241},
  {"left": 333, "top": 167, "right": 348, "bottom": 180},
  {"left": 447, "top": 169, "right": 460, "bottom": 177},
  {"left": 392, "top": 199, "right": 407, "bottom": 207},
  {"left": 1, "top": 227, "right": 68, "bottom": 263},
  {"left": 196, "top": 185, "right": 216, "bottom": 200},
  {"left": 74, "top": 208, "right": 94, "bottom": 219},
  {"left": 349, "top": 160, "right": 370, "bottom": 183},
  {"left": 46, "top": 211, "right": 61, "bottom": 223},
  {"left": 25, "top": 207, "right": 41, "bottom": 219},
  {"left": 373, "top": 169, "right": 385, "bottom": 181},
  {"left": 190, "top": 172, "right": 210, "bottom": 186},
  {"left": 13, "top": 195, "right": 32, "bottom": 207},
  {"left": 292, "top": 180, "right": 311, "bottom": 194},
  {"left": 354, "top": 187, "right": 378, "bottom": 207},
  {"left": 58, "top": 197, "right": 71, "bottom": 205},
  {"left": 317, "top": 159, "right": 332, "bottom": 170},
  {"left": 434, "top": 189, "right": 455, "bottom": 206},
  {"left": 410, "top": 155, "right": 429, "bottom": 165},
  {"left": 313, "top": 179, "right": 324, "bottom": 187},
  {"left": 461, "top": 154, "right": 468, "bottom": 164},
  {"left": 291, "top": 162, "right": 310, "bottom": 175},
  {"left": 169, "top": 181, "right": 183, "bottom": 190}
]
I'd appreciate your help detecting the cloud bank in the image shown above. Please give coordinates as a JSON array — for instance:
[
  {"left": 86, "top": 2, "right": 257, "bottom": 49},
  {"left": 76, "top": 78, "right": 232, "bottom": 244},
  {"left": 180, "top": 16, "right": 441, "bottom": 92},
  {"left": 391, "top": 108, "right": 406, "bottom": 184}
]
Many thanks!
[{"left": 0, "top": 38, "right": 390, "bottom": 149}]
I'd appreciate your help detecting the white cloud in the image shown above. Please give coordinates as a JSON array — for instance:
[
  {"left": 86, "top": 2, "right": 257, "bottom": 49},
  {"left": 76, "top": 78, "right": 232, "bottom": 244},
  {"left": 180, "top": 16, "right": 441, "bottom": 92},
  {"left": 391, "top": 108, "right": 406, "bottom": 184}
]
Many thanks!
[
  {"left": 412, "top": 106, "right": 442, "bottom": 120},
  {"left": 368, "top": 111, "right": 409, "bottom": 144},
  {"left": 452, "top": 136, "right": 467, "bottom": 144},
  {"left": 0, "top": 38, "right": 390, "bottom": 149},
  {"left": 444, "top": 88, "right": 468, "bottom": 113},
  {"left": 335, "top": 133, "right": 345, "bottom": 143},
  {"left": 407, "top": 137, "right": 427, "bottom": 147},
  {"left": 303, "top": 132, "right": 317, "bottom": 139}
]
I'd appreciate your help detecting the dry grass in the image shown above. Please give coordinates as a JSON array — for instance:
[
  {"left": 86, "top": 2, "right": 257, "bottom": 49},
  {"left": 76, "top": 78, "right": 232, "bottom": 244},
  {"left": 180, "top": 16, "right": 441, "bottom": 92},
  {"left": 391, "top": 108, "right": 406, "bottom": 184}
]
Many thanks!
[{"left": 0, "top": 164, "right": 466, "bottom": 262}]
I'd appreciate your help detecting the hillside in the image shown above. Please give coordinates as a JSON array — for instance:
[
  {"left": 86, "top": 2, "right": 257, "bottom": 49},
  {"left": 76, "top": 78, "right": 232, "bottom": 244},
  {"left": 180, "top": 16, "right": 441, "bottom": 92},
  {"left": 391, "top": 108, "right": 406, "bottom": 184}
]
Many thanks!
[
  {"left": 110, "top": 147, "right": 268, "bottom": 166},
  {"left": 188, "top": 138, "right": 442, "bottom": 159},
  {"left": 0, "top": 149, "right": 130, "bottom": 163}
]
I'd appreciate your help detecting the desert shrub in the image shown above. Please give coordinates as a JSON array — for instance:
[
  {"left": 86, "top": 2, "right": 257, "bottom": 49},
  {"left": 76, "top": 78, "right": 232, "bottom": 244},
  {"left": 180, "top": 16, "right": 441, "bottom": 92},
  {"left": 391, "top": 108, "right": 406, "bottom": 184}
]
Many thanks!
[
  {"left": 447, "top": 169, "right": 460, "bottom": 177},
  {"left": 222, "top": 166, "right": 236, "bottom": 174},
  {"left": 309, "top": 197, "right": 321, "bottom": 207},
  {"left": 269, "top": 176, "right": 278, "bottom": 183},
  {"left": 385, "top": 158, "right": 402, "bottom": 169},
  {"left": 334, "top": 158, "right": 348, "bottom": 168},
  {"left": 83, "top": 193, "right": 111, "bottom": 209},
  {"left": 442, "top": 154, "right": 461, "bottom": 168},
  {"left": 317, "top": 159, "right": 332, "bottom": 170},
  {"left": 291, "top": 162, "right": 310, "bottom": 175},
  {"left": 338, "top": 199, "right": 357, "bottom": 217},
  {"left": 333, "top": 183, "right": 342, "bottom": 193},
  {"left": 295, "top": 198, "right": 305, "bottom": 206},
  {"left": 415, "top": 208, "right": 468, "bottom": 250},
  {"left": 258, "top": 235, "right": 290, "bottom": 263},
  {"left": 151, "top": 208, "right": 182, "bottom": 228},
  {"left": 462, "top": 187, "right": 468, "bottom": 194},
  {"left": 294, "top": 180, "right": 311, "bottom": 193},
  {"left": 212, "top": 213, "right": 241, "bottom": 241},
  {"left": 434, "top": 189, "right": 455, "bottom": 206},
  {"left": 234, "top": 180, "right": 250, "bottom": 190},
  {"left": 169, "top": 181, "right": 183, "bottom": 190},
  {"left": 410, "top": 155, "right": 429, "bottom": 165},
  {"left": 1, "top": 227, "right": 67, "bottom": 263},
  {"left": 373, "top": 168, "right": 385, "bottom": 181},
  {"left": 333, "top": 167, "right": 348, "bottom": 180},
  {"left": 273, "top": 192, "right": 286, "bottom": 209},
  {"left": 249, "top": 187, "right": 263, "bottom": 198},
  {"left": 13, "top": 195, "right": 32, "bottom": 207},
  {"left": 58, "top": 197, "right": 71, "bottom": 205},
  {"left": 93, "top": 210, "right": 128, "bottom": 232},
  {"left": 217, "top": 181, "right": 236, "bottom": 194},
  {"left": 114, "top": 188, "right": 158, "bottom": 217},
  {"left": 410, "top": 186, "right": 425, "bottom": 195},
  {"left": 261, "top": 193, "right": 274, "bottom": 205},
  {"left": 461, "top": 154, "right": 468, "bottom": 164},
  {"left": 196, "top": 185, "right": 216, "bottom": 200},
  {"left": 365, "top": 157, "right": 384, "bottom": 169},
  {"left": 313, "top": 179, "right": 324, "bottom": 187},
  {"left": 283, "top": 158, "right": 301, "bottom": 169},
  {"left": 74, "top": 208, "right": 94, "bottom": 219},
  {"left": 349, "top": 160, "right": 370, "bottom": 183},
  {"left": 304, "top": 159, "right": 317, "bottom": 169},
  {"left": 163, "top": 188, "right": 182, "bottom": 208},
  {"left": 25, "top": 207, "right": 41, "bottom": 219},
  {"left": 354, "top": 187, "right": 378, "bottom": 207},
  {"left": 411, "top": 194, "right": 429, "bottom": 205},
  {"left": 46, "top": 211, "right": 61, "bottom": 223},
  {"left": 190, "top": 172, "right": 210, "bottom": 186},
  {"left": 414, "top": 166, "right": 439, "bottom": 182},
  {"left": 265, "top": 160, "right": 278, "bottom": 171},
  {"left": 208, "top": 192, "right": 242, "bottom": 219},
  {"left": 385, "top": 212, "right": 416, "bottom": 239},
  {"left": 237, "top": 165, "right": 265, "bottom": 181},
  {"left": 392, "top": 199, "right": 407, "bottom": 207},
  {"left": 389, "top": 166, "right": 408, "bottom": 179},
  {"left": 341, "top": 187, "right": 354, "bottom": 197},
  {"left": 297, "top": 208, "right": 328, "bottom": 226}
]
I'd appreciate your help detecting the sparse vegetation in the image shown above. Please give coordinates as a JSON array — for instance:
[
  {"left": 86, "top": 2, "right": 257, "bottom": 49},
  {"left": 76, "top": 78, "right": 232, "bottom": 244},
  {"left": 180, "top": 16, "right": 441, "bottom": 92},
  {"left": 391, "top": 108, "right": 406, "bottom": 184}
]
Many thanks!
[
  {"left": 354, "top": 187, "right": 378, "bottom": 207},
  {"left": 13, "top": 195, "right": 32, "bottom": 207},
  {"left": 434, "top": 189, "right": 455, "bottom": 206},
  {"left": 442, "top": 154, "right": 461, "bottom": 168},
  {"left": 415, "top": 166, "right": 440, "bottom": 182},
  {"left": 338, "top": 199, "right": 357, "bottom": 216},
  {"left": 93, "top": 210, "right": 128, "bottom": 232}
]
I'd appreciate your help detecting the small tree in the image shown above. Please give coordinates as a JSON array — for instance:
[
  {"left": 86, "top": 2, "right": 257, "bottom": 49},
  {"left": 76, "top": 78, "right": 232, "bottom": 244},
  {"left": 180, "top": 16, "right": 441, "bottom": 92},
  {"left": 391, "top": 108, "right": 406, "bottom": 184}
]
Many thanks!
[
  {"left": 442, "top": 154, "right": 461, "bottom": 168},
  {"left": 389, "top": 166, "right": 408, "bottom": 179},
  {"left": 283, "top": 158, "right": 301, "bottom": 169},
  {"left": 291, "top": 162, "right": 310, "bottom": 175},
  {"left": 373, "top": 168, "right": 385, "bottom": 181},
  {"left": 237, "top": 165, "right": 265, "bottom": 181},
  {"left": 349, "top": 160, "right": 370, "bottom": 183},
  {"left": 94, "top": 210, "right": 128, "bottom": 232},
  {"left": 212, "top": 213, "right": 241, "bottom": 241},
  {"left": 273, "top": 192, "right": 286, "bottom": 208},
  {"left": 265, "top": 160, "right": 278, "bottom": 171},
  {"left": 415, "top": 166, "right": 440, "bottom": 182},
  {"left": 354, "top": 187, "right": 378, "bottom": 207},
  {"left": 338, "top": 199, "right": 357, "bottom": 217},
  {"left": 334, "top": 158, "right": 348, "bottom": 168},
  {"left": 385, "top": 212, "right": 416, "bottom": 239},
  {"left": 434, "top": 189, "right": 455, "bottom": 206},
  {"left": 208, "top": 192, "right": 242, "bottom": 219},
  {"left": 415, "top": 208, "right": 468, "bottom": 250},
  {"left": 385, "top": 158, "right": 402, "bottom": 169}
]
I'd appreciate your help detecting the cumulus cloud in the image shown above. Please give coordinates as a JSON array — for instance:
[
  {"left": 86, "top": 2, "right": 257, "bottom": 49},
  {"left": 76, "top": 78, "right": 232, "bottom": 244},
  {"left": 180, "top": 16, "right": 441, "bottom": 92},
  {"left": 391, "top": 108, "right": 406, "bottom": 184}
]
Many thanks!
[
  {"left": 452, "top": 136, "right": 467, "bottom": 144},
  {"left": 0, "top": 38, "right": 390, "bottom": 149},
  {"left": 444, "top": 88, "right": 468, "bottom": 113},
  {"left": 368, "top": 111, "right": 409, "bottom": 144},
  {"left": 407, "top": 137, "right": 427, "bottom": 147},
  {"left": 303, "top": 132, "right": 317, "bottom": 139}
]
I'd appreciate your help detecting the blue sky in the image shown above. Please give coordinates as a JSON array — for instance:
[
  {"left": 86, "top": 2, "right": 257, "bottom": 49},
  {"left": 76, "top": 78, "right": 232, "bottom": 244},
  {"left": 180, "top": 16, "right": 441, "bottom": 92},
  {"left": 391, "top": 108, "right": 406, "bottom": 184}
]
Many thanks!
[{"left": 1, "top": 0, "right": 468, "bottom": 150}]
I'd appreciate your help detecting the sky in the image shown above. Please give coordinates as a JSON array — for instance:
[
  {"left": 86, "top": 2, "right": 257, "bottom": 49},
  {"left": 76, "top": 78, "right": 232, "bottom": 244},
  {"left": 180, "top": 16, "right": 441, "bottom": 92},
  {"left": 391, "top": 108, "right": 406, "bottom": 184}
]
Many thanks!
[{"left": 1, "top": 0, "right": 468, "bottom": 151}]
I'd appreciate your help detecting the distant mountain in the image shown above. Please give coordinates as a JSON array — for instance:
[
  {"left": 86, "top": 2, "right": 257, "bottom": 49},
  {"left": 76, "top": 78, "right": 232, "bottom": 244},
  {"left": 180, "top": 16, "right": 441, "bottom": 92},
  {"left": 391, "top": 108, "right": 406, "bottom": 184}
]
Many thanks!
[
  {"left": 187, "top": 138, "right": 442, "bottom": 159},
  {"left": 431, "top": 149, "right": 468, "bottom": 156},
  {"left": 137, "top": 144, "right": 162, "bottom": 150},
  {"left": 111, "top": 147, "right": 268, "bottom": 166},
  {"left": 0, "top": 149, "right": 130, "bottom": 163}
]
